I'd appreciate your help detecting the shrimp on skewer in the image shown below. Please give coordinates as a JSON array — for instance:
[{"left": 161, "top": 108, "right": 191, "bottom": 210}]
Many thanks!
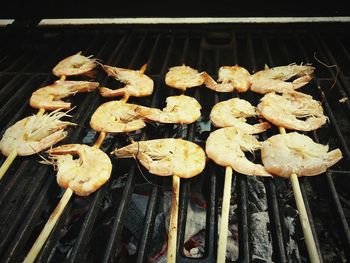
[
  {"left": 165, "top": 65, "right": 204, "bottom": 91},
  {"left": 261, "top": 132, "right": 342, "bottom": 178},
  {"left": 0, "top": 110, "right": 75, "bottom": 156},
  {"left": 137, "top": 95, "right": 202, "bottom": 124},
  {"left": 100, "top": 64, "right": 154, "bottom": 98},
  {"left": 44, "top": 144, "right": 112, "bottom": 196},
  {"left": 249, "top": 64, "right": 315, "bottom": 94},
  {"left": 52, "top": 51, "right": 97, "bottom": 77},
  {"left": 206, "top": 127, "right": 272, "bottom": 176},
  {"left": 114, "top": 138, "right": 206, "bottom": 179},
  {"left": 210, "top": 98, "right": 270, "bottom": 134},
  {"left": 30, "top": 80, "right": 99, "bottom": 110},
  {"left": 89, "top": 100, "right": 148, "bottom": 133},
  {"left": 257, "top": 91, "right": 327, "bottom": 131},
  {"left": 202, "top": 66, "right": 251, "bottom": 92}
]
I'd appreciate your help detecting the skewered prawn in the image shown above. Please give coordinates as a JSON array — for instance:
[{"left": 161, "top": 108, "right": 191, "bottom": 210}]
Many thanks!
[
  {"left": 165, "top": 65, "right": 204, "bottom": 91},
  {"left": 100, "top": 65, "right": 154, "bottom": 97},
  {"left": 114, "top": 138, "right": 206, "bottom": 178},
  {"left": 52, "top": 51, "right": 97, "bottom": 77},
  {"left": 89, "top": 100, "right": 148, "bottom": 133},
  {"left": 45, "top": 144, "right": 112, "bottom": 196},
  {"left": 257, "top": 92, "right": 327, "bottom": 131},
  {"left": 210, "top": 98, "right": 270, "bottom": 134},
  {"left": 30, "top": 80, "right": 99, "bottom": 110},
  {"left": 261, "top": 132, "right": 342, "bottom": 177},
  {"left": 136, "top": 95, "right": 201, "bottom": 124},
  {"left": 249, "top": 64, "right": 315, "bottom": 94},
  {"left": 206, "top": 127, "right": 272, "bottom": 176},
  {"left": 202, "top": 66, "right": 251, "bottom": 92},
  {"left": 0, "top": 110, "right": 75, "bottom": 156}
]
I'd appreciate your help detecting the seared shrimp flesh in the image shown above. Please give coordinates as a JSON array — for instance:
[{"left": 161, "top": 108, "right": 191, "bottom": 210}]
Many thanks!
[
  {"left": 46, "top": 144, "right": 112, "bottom": 196},
  {"left": 100, "top": 65, "right": 154, "bottom": 97},
  {"left": 30, "top": 80, "right": 99, "bottom": 110},
  {"left": 210, "top": 98, "right": 270, "bottom": 134},
  {"left": 261, "top": 132, "right": 342, "bottom": 177},
  {"left": 114, "top": 138, "right": 206, "bottom": 178},
  {"left": 249, "top": 64, "right": 315, "bottom": 94},
  {"left": 165, "top": 65, "right": 204, "bottom": 91},
  {"left": 257, "top": 92, "right": 327, "bottom": 131},
  {"left": 0, "top": 110, "right": 75, "bottom": 156},
  {"left": 202, "top": 66, "right": 251, "bottom": 92},
  {"left": 52, "top": 51, "right": 97, "bottom": 77}
]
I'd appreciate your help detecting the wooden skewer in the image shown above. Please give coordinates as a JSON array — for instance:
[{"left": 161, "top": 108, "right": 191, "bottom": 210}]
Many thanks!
[
  {"left": 278, "top": 127, "right": 320, "bottom": 263},
  {"left": 24, "top": 131, "right": 107, "bottom": 263},
  {"left": 167, "top": 175, "right": 180, "bottom": 263},
  {"left": 217, "top": 166, "right": 233, "bottom": 263},
  {"left": 24, "top": 89, "right": 129, "bottom": 262}
]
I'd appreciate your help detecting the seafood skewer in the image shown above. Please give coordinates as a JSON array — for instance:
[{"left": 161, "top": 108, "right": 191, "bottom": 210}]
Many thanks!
[
  {"left": 114, "top": 138, "right": 206, "bottom": 263},
  {"left": 205, "top": 126, "right": 271, "bottom": 263}
]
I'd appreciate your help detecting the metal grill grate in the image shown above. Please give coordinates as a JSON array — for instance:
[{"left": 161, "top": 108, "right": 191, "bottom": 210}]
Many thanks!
[{"left": 0, "top": 23, "right": 349, "bottom": 263}]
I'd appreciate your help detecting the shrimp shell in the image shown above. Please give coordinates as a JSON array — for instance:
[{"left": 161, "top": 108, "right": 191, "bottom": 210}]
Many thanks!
[
  {"left": 114, "top": 138, "right": 206, "bottom": 179},
  {"left": 257, "top": 92, "right": 327, "bottom": 131},
  {"left": 165, "top": 65, "right": 204, "bottom": 91},
  {"left": 52, "top": 51, "right": 97, "bottom": 77},
  {"left": 249, "top": 64, "right": 315, "bottom": 94},
  {"left": 100, "top": 65, "right": 154, "bottom": 97},
  {"left": 202, "top": 66, "right": 251, "bottom": 92},
  {"left": 30, "top": 80, "right": 99, "bottom": 110},
  {"left": 206, "top": 127, "right": 272, "bottom": 177},
  {"left": 210, "top": 98, "right": 270, "bottom": 134},
  {"left": 47, "top": 144, "right": 112, "bottom": 196},
  {"left": 0, "top": 110, "right": 75, "bottom": 156},
  {"left": 261, "top": 132, "right": 342, "bottom": 177}
]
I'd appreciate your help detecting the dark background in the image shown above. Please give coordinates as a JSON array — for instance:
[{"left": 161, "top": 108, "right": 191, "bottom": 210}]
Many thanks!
[{"left": 0, "top": 0, "right": 349, "bottom": 19}]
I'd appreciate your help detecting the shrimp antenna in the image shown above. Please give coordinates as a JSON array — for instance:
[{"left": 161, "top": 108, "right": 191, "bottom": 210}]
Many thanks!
[{"left": 313, "top": 52, "right": 338, "bottom": 89}]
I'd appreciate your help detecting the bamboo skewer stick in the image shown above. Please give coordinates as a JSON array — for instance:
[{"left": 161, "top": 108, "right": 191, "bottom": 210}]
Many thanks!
[
  {"left": 167, "top": 175, "right": 180, "bottom": 263},
  {"left": 278, "top": 127, "right": 320, "bottom": 263},
  {"left": 217, "top": 166, "right": 233, "bottom": 263}
]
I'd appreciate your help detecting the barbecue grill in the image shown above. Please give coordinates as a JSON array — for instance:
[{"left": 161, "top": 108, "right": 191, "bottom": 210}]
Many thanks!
[{"left": 0, "top": 7, "right": 350, "bottom": 263}]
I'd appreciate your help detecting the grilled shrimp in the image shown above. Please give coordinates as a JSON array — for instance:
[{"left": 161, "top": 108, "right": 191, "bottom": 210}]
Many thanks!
[
  {"left": 100, "top": 65, "right": 154, "bottom": 97},
  {"left": 137, "top": 95, "right": 201, "bottom": 124},
  {"left": 257, "top": 92, "right": 327, "bottom": 131},
  {"left": 52, "top": 51, "right": 97, "bottom": 77},
  {"left": 46, "top": 144, "right": 112, "bottom": 196},
  {"left": 261, "top": 132, "right": 342, "bottom": 177},
  {"left": 90, "top": 100, "right": 148, "bottom": 133},
  {"left": 0, "top": 110, "right": 75, "bottom": 156},
  {"left": 210, "top": 98, "right": 270, "bottom": 134},
  {"left": 114, "top": 138, "right": 206, "bottom": 178},
  {"left": 249, "top": 64, "right": 315, "bottom": 94},
  {"left": 206, "top": 127, "right": 272, "bottom": 176},
  {"left": 202, "top": 66, "right": 251, "bottom": 92},
  {"left": 165, "top": 65, "right": 204, "bottom": 91},
  {"left": 30, "top": 80, "right": 99, "bottom": 110}
]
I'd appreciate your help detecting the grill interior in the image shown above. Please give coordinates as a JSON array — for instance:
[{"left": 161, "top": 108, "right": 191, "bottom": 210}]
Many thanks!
[{"left": 0, "top": 23, "right": 350, "bottom": 263}]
